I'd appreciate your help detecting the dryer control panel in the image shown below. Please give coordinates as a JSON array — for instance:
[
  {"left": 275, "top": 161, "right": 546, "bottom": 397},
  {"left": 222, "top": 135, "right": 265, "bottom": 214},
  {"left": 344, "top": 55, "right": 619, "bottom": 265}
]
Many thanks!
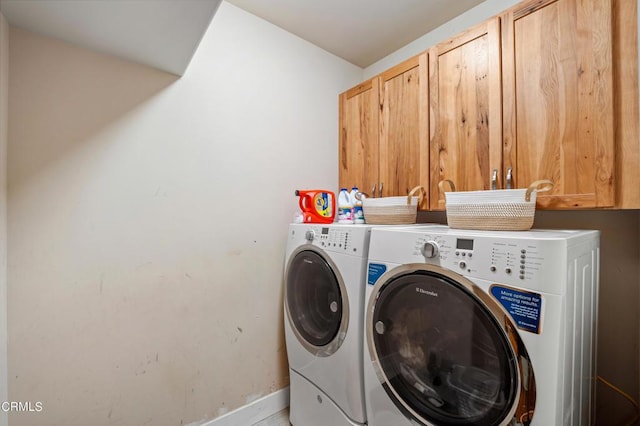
[{"left": 288, "top": 224, "right": 371, "bottom": 256}]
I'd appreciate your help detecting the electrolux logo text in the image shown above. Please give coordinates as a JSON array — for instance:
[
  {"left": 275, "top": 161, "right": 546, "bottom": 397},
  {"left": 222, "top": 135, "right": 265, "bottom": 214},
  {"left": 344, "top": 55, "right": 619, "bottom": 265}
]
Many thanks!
[
  {"left": 1, "top": 401, "right": 43, "bottom": 412},
  {"left": 416, "top": 287, "right": 438, "bottom": 297}
]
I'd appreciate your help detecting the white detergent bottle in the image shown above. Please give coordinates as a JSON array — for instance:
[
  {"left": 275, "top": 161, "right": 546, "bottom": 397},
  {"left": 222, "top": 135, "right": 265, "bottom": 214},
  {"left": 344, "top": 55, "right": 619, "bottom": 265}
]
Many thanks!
[
  {"left": 338, "top": 188, "right": 354, "bottom": 224},
  {"left": 348, "top": 187, "right": 357, "bottom": 211},
  {"left": 350, "top": 187, "right": 365, "bottom": 224}
]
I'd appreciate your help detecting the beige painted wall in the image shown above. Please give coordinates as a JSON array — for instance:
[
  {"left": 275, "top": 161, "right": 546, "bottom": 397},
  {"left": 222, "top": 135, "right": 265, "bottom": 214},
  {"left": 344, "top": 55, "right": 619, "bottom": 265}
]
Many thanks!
[
  {"left": 6, "top": 2, "right": 361, "bottom": 425},
  {"left": 419, "top": 210, "right": 640, "bottom": 425},
  {"left": 0, "top": 10, "right": 8, "bottom": 426}
]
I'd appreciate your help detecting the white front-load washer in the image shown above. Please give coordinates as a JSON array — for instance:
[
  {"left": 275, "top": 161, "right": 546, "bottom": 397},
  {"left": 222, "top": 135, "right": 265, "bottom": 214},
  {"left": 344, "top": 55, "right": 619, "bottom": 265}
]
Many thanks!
[
  {"left": 364, "top": 225, "right": 599, "bottom": 426},
  {"left": 284, "top": 223, "right": 372, "bottom": 426}
]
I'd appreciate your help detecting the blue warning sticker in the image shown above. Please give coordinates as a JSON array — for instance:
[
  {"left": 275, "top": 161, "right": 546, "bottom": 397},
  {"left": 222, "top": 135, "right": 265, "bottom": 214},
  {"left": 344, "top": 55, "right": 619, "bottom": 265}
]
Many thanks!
[
  {"left": 490, "top": 284, "right": 542, "bottom": 334},
  {"left": 367, "top": 263, "right": 387, "bottom": 286}
]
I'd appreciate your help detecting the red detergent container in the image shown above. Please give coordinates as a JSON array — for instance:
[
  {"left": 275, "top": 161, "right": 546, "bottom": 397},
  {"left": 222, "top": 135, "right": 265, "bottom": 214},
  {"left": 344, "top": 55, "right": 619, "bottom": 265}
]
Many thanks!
[{"left": 295, "top": 190, "right": 336, "bottom": 223}]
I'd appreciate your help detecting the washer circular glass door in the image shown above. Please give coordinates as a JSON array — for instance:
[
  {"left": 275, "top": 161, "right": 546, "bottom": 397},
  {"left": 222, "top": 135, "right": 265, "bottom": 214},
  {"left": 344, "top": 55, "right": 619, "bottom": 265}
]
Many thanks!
[
  {"left": 367, "top": 265, "right": 536, "bottom": 426},
  {"left": 285, "top": 246, "right": 349, "bottom": 357}
]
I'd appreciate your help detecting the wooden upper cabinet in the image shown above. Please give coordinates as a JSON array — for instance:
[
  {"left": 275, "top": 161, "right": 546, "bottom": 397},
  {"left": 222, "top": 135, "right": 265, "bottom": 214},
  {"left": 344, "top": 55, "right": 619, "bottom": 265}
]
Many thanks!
[
  {"left": 379, "top": 53, "right": 429, "bottom": 208},
  {"left": 339, "top": 78, "right": 380, "bottom": 195},
  {"left": 339, "top": 54, "right": 428, "bottom": 208},
  {"left": 428, "top": 18, "right": 502, "bottom": 210},
  {"left": 502, "top": 0, "right": 615, "bottom": 208},
  {"left": 339, "top": 0, "right": 630, "bottom": 210}
]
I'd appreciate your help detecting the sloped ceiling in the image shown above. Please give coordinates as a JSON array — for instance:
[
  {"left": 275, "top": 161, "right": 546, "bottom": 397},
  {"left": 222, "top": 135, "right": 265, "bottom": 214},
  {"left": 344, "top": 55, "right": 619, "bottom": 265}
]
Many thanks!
[
  {"left": 0, "top": 0, "right": 486, "bottom": 72},
  {"left": 0, "top": 0, "right": 222, "bottom": 76}
]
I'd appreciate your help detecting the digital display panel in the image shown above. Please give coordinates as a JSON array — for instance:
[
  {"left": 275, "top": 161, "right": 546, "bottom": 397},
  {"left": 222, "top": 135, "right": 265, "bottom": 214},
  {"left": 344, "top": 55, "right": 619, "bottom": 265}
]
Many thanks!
[
  {"left": 322, "top": 227, "right": 329, "bottom": 235},
  {"left": 456, "top": 238, "right": 474, "bottom": 250}
]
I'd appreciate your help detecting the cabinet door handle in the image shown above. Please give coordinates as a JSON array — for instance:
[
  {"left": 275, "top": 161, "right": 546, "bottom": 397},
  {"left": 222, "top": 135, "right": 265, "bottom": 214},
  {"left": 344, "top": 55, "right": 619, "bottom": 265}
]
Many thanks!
[
  {"left": 506, "top": 167, "right": 513, "bottom": 189},
  {"left": 379, "top": 182, "right": 384, "bottom": 197},
  {"left": 491, "top": 169, "right": 498, "bottom": 190},
  {"left": 371, "top": 184, "right": 377, "bottom": 198}
]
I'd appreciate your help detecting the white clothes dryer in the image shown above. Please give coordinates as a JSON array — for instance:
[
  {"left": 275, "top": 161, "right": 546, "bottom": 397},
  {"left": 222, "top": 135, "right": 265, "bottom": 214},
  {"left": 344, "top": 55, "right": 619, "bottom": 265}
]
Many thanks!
[
  {"left": 364, "top": 225, "right": 599, "bottom": 426},
  {"left": 284, "top": 223, "right": 372, "bottom": 426}
]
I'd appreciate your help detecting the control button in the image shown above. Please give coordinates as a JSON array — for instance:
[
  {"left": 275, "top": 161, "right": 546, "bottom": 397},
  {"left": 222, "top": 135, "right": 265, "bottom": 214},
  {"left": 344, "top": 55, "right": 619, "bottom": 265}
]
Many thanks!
[
  {"left": 520, "top": 275, "right": 525, "bottom": 280},
  {"left": 520, "top": 259, "right": 526, "bottom": 264},
  {"left": 520, "top": 265, "right": 525, "bottom": 270},
  {"left": 468, "top": 253, "right": 472, "bottom": 258},
  {"left": 490, "top": 266, "right": 496, "bottom": 272},
  {"left": 459, "top": 261, "right": 467, "bottom": 269},
  {"left": 521, "top": 249, "right": 526, "bottom": 254},
  {"left": 462, "top": 252, "right": 466, "bottom": 257},
  {"left": 521, "top": 254, "right": 526, "bottom": 259},
  {"left": 456, "top": 251, "right": 460, "bottom": 256},
  {"left": 505, "top": 268, "right": 512, "bottom": 274},
  {"left": 422, "top": 241, "right": 440, "bottom": 259}
]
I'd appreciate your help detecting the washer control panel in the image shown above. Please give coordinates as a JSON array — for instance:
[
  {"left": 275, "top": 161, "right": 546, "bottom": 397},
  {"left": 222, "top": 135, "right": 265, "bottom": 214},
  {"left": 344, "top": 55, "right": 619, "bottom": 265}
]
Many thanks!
[{"left": 414, "top": 232, "right": 548, "bottom": 283}]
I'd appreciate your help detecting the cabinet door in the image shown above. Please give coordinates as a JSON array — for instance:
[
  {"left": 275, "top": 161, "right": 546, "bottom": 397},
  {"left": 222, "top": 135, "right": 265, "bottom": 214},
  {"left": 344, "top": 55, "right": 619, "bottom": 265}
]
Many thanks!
[
  {"left": 429, "top": 19, "right": 502, "bottom": 210},
  {"left": 339, "top": 78, "right": 380, "bottom": 195},
  {"left": 502, "top": 0, "right": 614, "bottom": 208},
  {"left": 378, "top": 54, "right": 429, "bottom": 209}
]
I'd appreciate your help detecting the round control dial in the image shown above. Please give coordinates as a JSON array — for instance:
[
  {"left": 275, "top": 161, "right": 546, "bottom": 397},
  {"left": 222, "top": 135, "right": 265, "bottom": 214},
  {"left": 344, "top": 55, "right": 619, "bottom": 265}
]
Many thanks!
[
  {"left": 305, "top": 230, "right": 315, "bottom": 242},
  {"left": 421, "top": 241, "right": 439, "bottom": 258}
]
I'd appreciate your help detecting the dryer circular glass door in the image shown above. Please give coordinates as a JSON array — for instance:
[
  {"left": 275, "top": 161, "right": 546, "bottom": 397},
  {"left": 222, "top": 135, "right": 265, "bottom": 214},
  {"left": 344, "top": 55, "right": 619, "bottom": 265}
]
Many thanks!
[
  {"left": 367, "top": 265, "right": 536, "bottom": 426},
  {"left": 285, "top": 247, "right": 349, "bottom": 357}
]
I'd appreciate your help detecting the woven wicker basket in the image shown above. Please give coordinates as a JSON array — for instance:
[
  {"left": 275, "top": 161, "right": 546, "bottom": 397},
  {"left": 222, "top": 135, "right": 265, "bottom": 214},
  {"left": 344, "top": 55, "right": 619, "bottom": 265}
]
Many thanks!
[
  {"left": 439, "top": 180, "right": 554, "bottom": 231},
  {"left": 362, "top": 186, "right": 425, "bottom": 225}
]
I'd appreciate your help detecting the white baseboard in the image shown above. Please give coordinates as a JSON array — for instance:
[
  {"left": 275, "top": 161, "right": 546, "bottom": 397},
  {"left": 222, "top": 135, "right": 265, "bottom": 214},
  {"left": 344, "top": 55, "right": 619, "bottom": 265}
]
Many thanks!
[{"left": 199, "top": 387, "right": 290, "bottom": 426}]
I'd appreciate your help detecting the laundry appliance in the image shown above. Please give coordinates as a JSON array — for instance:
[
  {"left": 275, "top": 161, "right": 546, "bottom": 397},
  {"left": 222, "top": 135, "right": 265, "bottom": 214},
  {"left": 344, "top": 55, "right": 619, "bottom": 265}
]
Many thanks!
[
  {"left": 284, "top": 223, "right": 372, "bottom": 426},
  {"left": 364, "top": 225, "right": 599, "bottom": 426}
]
